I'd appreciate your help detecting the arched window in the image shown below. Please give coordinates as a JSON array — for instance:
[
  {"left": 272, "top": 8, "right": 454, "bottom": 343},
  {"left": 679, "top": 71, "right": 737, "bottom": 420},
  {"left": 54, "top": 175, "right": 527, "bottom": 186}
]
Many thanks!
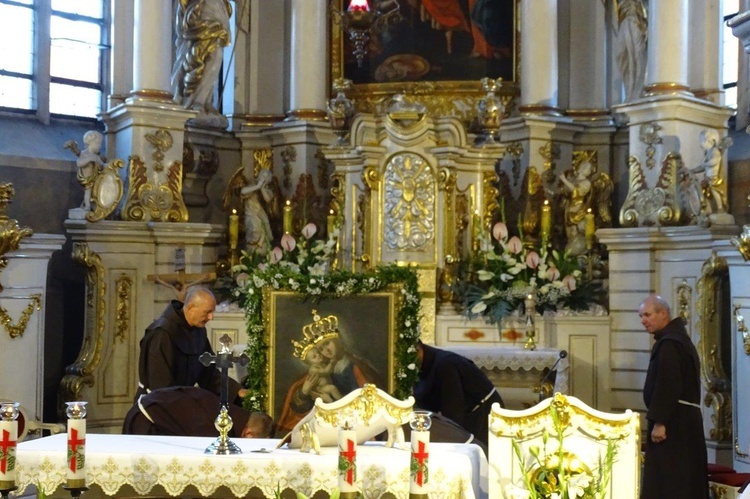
[{"left": 0, "top": 0, "right": 108, "bottom": 121}]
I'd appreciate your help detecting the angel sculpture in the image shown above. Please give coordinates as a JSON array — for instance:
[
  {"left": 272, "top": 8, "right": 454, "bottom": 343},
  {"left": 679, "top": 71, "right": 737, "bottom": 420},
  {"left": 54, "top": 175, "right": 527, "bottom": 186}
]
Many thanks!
[
  {"left": 223, "top": 154, "right": 281, "bottom": 254},
  {"left": 691, "top": 129, "right": 733, "bottom": 216},
  {"left": 558, "top": 159, "right": 613, "bottom": 256},
  {"left": 64, "top": 131, "right": 105, "bottom": 212}
]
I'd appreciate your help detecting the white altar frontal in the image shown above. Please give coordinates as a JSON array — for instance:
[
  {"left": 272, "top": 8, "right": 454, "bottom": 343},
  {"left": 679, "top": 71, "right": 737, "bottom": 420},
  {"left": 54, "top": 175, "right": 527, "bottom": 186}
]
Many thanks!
[{"left": 16, "top": 433, "right": 488, "bottom": 498}]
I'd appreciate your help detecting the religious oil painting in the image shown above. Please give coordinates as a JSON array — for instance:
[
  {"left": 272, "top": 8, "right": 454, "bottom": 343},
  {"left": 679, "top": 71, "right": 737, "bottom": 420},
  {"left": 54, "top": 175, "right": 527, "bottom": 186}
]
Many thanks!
[
  {"left": 264, "top": 290, "right": 398, "bottom": 434},
  {"left": 331, "top": 0, "right": 517, "bottom": 87}
]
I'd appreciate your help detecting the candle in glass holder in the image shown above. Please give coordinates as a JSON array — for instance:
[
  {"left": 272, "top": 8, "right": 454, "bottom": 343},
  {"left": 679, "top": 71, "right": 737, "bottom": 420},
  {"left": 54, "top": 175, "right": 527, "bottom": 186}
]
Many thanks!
[
  {"left": 0, "top": 402, "right": 20, "bottom": 490},
  {"left": 337, "top": 425, "right": 358, "bottom": 496},
  {"left": 347, "top": 0, "right": 370, "bottom": 12},
  {"left": 65, "top": 401, "right": 87, "bottom": 489},
  {"left": 283, "top": 200, "right": 293, "bottom": 235},
  {"left": 540, "top": 199, "right": 551, "bottom": 244},
  {"left": 584, "top": 208, "right": 596, "bottom": 248},
  {"left": 228, "top": 209, "right": 239, "bottom": 249},
  {"left": 409, "top": 410, "right": 432, "bottom": 497}
]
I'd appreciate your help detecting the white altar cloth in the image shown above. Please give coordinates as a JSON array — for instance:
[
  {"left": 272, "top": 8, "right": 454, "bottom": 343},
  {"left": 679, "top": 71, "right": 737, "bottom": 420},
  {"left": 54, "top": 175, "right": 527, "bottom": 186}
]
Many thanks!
[
  {"left": 447, "top": 346, "right": 569, "bottom": 394},
  {"left": 17, "top": 433, "right": 488, "bottom": 498}
]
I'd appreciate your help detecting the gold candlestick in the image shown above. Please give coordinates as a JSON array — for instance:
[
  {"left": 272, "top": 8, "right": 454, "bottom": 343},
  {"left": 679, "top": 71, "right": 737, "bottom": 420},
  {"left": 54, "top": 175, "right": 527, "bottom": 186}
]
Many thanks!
[
  {"left": 283, "top": 200, "right": 293, "bottom": 235},
  {"left": 327, "top": 209, "right": 337, "bottom": 237},
  {"left": 584, "top": 208, "right": 596, "bottom": 250},
  {"left": 228, "top": 209, "right": 239, "bottom": 265}
]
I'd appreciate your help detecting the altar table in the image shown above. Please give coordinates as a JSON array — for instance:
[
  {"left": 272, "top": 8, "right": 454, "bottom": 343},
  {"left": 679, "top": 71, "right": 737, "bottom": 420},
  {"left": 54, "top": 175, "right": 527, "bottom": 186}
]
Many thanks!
[{"left": 16, "top": 433, "right": 488, "bottom": 498}]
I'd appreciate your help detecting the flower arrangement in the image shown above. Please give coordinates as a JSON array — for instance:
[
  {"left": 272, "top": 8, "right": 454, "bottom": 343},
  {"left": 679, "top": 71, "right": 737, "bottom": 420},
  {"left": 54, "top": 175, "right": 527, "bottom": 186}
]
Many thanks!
[
  {"left": 508, "top": 402, "right": 617, "bottom": 499},
  {"left": 460, "top": 221, "right": 605, "bottom": 325},
  {"left": 216, "top": 223, "right": 422, "bottom": 412}
]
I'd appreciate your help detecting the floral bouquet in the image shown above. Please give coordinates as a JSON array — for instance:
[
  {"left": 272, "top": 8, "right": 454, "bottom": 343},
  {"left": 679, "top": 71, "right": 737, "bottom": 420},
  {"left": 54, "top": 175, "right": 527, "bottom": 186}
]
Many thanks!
[
  {"left": 507, "top": 403, "right": 617, "bottom": 499},
  {"left": 460, "top": 221, "right": 604, "bottom": 325}
]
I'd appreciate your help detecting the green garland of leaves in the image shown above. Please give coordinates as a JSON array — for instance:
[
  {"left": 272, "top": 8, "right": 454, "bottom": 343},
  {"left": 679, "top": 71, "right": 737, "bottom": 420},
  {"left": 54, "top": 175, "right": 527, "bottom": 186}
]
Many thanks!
[{"left": 236, "top": 264, "right": 422, "bottom": 413}]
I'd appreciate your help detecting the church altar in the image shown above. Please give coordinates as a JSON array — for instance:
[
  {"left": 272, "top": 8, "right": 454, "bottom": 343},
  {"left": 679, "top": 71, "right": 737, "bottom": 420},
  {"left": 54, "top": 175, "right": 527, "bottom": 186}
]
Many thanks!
[{"left": 16, "top": 434, "right": 488, "bottom": 498}]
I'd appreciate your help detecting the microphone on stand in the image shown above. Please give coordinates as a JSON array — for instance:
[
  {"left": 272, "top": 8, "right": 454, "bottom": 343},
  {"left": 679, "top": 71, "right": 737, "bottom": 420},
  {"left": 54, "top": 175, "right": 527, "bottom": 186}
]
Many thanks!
[{"left": 538, "top": 350, "right": 568, "bottom": 402}]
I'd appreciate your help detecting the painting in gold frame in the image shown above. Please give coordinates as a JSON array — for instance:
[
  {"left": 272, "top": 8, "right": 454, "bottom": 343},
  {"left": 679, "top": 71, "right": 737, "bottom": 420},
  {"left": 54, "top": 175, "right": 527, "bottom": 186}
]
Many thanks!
[
  {"left": 262, "top": 288, "right": 400, "bottom": 435},
  {"left": 330, "top": 0, "right": 519, "bottom": 118}
]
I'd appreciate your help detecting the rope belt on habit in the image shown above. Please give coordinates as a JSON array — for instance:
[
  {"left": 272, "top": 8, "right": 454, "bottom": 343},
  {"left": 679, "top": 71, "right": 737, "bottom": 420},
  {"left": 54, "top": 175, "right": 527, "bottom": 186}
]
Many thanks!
[
  {"left": 678, "top": 399, "right": 701, "bottom": 409},
  {"left": 471, "top": 387, "right": 497, "bottom": 413},
  {"left": 137, "top": 394, "right": 155, "bottom": 423},
  {"left": 137, "top": 381, "right": 151, "bottom": 394}
]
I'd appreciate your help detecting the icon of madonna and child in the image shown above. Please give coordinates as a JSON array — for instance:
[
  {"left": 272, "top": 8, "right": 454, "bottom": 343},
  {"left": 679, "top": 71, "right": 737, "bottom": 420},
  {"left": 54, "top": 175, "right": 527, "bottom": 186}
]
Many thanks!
[{"left": 276, "top": 309, "right": 385, "bottom": 434}]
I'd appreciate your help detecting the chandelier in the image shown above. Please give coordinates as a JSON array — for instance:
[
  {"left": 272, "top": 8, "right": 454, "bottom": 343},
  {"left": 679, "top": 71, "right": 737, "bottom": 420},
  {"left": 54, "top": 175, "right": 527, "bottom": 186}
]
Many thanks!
[{"left": 331, "top": 0, "right": 402, "bottom": 67}]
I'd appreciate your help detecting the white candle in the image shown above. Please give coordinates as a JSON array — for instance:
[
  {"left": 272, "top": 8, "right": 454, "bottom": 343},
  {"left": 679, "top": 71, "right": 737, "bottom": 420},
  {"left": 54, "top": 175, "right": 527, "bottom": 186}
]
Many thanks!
[
  {"left": 66, "top": 402, "right": 87, "bottom": 488},
  {"left": 410, "top": 430, "right": 430, "bottom": 495},
  {"left": 337, "top": 428, "right": 357, "bottom": 495},
  {"left": 0, "top": 402, "right": 19, "bottom": 489}
]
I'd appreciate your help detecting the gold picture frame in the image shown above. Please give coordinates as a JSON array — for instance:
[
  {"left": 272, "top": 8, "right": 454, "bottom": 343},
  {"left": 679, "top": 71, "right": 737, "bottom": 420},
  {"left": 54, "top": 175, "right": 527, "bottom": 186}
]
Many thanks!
[
  {"left": 330, "top": 0, "right": 520, "bottom": 122},
  {"left": 262, "top": 288, "right": 401, "bottom": 435}
]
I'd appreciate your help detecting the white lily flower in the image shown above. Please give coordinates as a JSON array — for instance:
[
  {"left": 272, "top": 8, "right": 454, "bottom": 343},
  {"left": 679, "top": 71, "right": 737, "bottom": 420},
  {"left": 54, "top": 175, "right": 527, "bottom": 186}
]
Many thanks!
[{"left": 477, "top": 270, "right": 495, "bottom": 281}]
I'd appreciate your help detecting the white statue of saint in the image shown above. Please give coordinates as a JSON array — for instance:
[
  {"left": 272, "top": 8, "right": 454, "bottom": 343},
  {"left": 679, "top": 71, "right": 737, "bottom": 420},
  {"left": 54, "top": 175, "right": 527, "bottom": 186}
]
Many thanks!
[
  {"left": 171, "top": 0, "right": 232, "bottom": 121},
  {"left": 240, "top": 169, "right": 274, "bottom": 253},
  {"left": 611, "top": 0, "right": 647, "bottom": 102},
  {"left": 76, "top": 131, "right": 105, "bottom": 212}
]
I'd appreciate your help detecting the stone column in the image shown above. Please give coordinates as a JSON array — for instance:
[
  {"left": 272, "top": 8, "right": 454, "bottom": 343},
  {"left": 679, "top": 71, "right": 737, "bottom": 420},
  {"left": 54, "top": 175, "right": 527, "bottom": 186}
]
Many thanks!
[
  {"left": 645, "top": 0, "right": 690, "bottom": 95},
  {"left": 131, "top": 0, "right": 172, "bottom": 100},
  {"left": 566, "top": 0, "right": 607, "bottom": 115},
  {"left": 688, "top": 0, "right": 721, "bottom": 103},
  {"left": 287, "top": 0, "right": 328, "bottom": 121},
  {"left": 519, "top": 0, "right": 559, "bottom": 114},
  {"left": 107, "top": 0, "right": 134, "bottom": 109}
]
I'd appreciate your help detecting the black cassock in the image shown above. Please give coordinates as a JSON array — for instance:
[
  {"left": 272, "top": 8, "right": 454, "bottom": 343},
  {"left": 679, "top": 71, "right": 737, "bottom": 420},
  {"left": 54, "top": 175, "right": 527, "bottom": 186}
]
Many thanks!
[
  {"left": 137, "top": 300, "right": 241, "bottom": 400},
  {"left": 122, "top": 386, "right": 250, "bottom": 437},
  {"left": 642, "top": 318, "right": 708, "bottom": 499}
]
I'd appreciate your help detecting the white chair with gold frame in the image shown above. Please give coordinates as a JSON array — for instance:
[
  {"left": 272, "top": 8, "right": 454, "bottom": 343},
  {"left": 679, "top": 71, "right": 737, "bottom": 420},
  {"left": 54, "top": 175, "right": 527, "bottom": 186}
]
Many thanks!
[
  {"left": 0, "top": 400, "right": 65, "bottom": 441},
  {"left": 286, "top": 384, "right": 414, "bottom": 454},
  {"left": 488, "top": 393, "right": 641, "bottom": 499}
]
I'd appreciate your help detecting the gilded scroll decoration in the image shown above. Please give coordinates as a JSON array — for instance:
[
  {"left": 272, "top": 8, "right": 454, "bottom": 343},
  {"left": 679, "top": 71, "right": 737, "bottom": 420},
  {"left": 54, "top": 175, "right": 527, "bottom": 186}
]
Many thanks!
[
  {"left": 539, "top": 141, "right": 560, "bottom": 182},
  {"left": 0, "top": 183, "right": 33, "bottom": 292},
  {"left": 144, "top": 129, "right": 173, "bottom": 173},
  {"left": 695, "top": 251, "right": 732, "bottom": 441},
  {"left": 482, "top": 171, "right": 500, "bottom": 229},
  {"left": 677, "top": 280, "right": 691, "bottom": 323},
  {"left": 734, "top": 304, "right": 750, "bottom": 356},
  {"left": 383, "top": 153, "right": 435, "bottom": 251},
  {"left": 619, "top": 153, "right": 682, "bottom": 227},
  {"left": 0, "top": 294, "right": 42, "bottom": 339},
  {"left": 280, "top": 146, "right": 296, "bottom": 190},
  {"left": 123, "top": 155, "right": 189, "bottom": 222},
  {"left": 505, "top": 142, "right": 524, "bottom": 186},
  {"left": 115, "top": 273, "right": 133, "bottom": 343},
  {"left": 60, "top": 243, "right": 106, "bottom": 403},
  {"left": 730, "top": 224, "right": 750, "bottom": 261}
]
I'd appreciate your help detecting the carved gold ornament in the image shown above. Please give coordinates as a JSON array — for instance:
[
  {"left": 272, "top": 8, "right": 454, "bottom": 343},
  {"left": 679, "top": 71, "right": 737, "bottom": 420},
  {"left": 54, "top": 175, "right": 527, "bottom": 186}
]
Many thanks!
[
  {"left": 730, "top": 225, "right": 750, "bottom": 261},
  {"left": 252, "top": 148, "right": 273, "bottom": 178},
  {"left": 313, "top": 384, "right": 413, "bottom": 427},
  {"left": 0, "top": 183, "right": 33, "bottom": 292},
  {"left": 639, "top": 123, "right": 663, "bottom": 170},
  {"left": 619, "top": 153, "right": 682, "bottom": 227},
  {"left": 0, "top": 294, "right": 42, "bottom": 339},
  {"left": 735, "top": 304, "right": 750, "bottom": 357},
  {"left": 383, "top": 153, "right": 435, "bottom": 251},
  {"left": 696, "top": 252, "right": 732, "bottom": 441},
  {"left": 115, "top": 274, "right": 133, "bottom": 343},
  {"left": 123, "top": 154, "right": 189, "bottom": 222},
  {"left": 60, "top": 243, "right": 105, "bottom": 402},
  {"left": 86, "top": 159, "right": 125, "bottom": 222}
]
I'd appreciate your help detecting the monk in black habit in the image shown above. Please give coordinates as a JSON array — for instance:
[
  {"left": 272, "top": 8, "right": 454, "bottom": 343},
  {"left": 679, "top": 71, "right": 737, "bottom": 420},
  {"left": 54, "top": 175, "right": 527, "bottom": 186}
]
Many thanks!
[
  {"left": 136, "top": 287, "right": 245, "bottom": 401},
  {"left": 639, "top": 295, "right": 708, "bottom": 499},
  {"left": 123, "top": 386, "right": 273, "bottom": 438},
  {"left": 413, "top": 341, "right": 503, "bottom": 448}
]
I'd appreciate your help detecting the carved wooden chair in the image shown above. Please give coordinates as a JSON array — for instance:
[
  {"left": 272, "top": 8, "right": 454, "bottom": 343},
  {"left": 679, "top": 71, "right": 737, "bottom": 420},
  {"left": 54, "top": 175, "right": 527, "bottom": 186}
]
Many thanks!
[{"left": 488, "top": 393, "right": 641, "bottom": 499}]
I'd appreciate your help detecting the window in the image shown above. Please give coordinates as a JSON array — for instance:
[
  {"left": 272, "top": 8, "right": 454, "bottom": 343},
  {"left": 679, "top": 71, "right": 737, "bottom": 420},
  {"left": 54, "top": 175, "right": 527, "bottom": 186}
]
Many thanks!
[
  {"left": 0, "top": 0, "right": 108, "bottom": 120},
  {"left": 723, "top": 0, "right": 740, "bottom": 109}
]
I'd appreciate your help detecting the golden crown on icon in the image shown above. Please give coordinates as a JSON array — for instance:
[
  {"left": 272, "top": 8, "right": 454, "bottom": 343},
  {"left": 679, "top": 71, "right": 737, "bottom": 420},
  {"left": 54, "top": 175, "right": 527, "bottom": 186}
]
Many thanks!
[{"left": 292, "top": 309, "right": 340, "bottom": 359}]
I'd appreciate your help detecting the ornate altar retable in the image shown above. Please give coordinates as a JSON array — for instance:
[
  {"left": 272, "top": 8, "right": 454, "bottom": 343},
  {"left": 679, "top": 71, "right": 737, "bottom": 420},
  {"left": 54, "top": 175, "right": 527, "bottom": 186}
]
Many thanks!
[{"left": 16, "top": 434, "right": 487, "bottom": 498}]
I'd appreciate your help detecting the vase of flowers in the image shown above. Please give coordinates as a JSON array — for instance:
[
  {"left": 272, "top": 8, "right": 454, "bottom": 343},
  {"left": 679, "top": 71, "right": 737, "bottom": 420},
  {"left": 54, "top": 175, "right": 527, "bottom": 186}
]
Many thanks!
[{"left": 459, "top": 221, "right": 605, "bottom": 325}]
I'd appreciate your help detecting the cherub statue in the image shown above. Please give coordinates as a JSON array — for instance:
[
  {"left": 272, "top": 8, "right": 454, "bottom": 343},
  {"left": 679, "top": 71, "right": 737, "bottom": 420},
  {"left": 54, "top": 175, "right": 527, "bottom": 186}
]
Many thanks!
[
  {"left": 558, "top": 157, "right": 613, "bottom": 256},
  {"left": 64, "top": 130, "right": 106, "bottom": 212},
  {"left": 692, "top": 129, "right": 733, "bottom": 215}
]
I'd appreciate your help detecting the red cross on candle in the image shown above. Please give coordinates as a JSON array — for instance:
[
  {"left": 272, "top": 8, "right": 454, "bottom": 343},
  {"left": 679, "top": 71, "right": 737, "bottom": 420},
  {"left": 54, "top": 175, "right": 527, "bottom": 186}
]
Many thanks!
[
  {"left": 340, "top": 438, "right": 356, "bottom": 485},
  {"left": 0, "top": 429, "right": 16, "bottom": 474},
  {"left": 68, "top": 428, "right": 85, "bottom": 472},
  {"left": 412, "top": 440, "right": 429, "bottom": 486}
]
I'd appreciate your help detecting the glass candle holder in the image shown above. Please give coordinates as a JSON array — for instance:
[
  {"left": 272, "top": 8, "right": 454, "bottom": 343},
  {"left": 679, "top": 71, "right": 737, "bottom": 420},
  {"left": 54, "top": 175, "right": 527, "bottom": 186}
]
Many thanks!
[{"left": 0, "top": 402, "right": 20, "bottom": 490}]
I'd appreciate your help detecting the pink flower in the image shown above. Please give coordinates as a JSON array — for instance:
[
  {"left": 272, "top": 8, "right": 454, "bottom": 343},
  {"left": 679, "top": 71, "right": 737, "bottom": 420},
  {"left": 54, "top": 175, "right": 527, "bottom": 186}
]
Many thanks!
[
  {"left": 270, "top": 246, "right": 283, "bottom": 263},
  {"left": 281, "top": 234, "right": 296, "bottom": 252},
  {"left": 547, "top": 266, "right": 560, "bottom": 281},
  {"left": 526, "top": 251, "right": 540, "bottom": 269},
  {"left": 301, "top": 223, "right": 317, "bottom": 239},
  {"left": 507, "top": 236, "right": 522, "bottom": 254},
  {"left": 562, "top": 274, "right": 577, "bottom": 291},
  {"left": 492, "top": 222, "right": 508, "bottom": 242}
]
